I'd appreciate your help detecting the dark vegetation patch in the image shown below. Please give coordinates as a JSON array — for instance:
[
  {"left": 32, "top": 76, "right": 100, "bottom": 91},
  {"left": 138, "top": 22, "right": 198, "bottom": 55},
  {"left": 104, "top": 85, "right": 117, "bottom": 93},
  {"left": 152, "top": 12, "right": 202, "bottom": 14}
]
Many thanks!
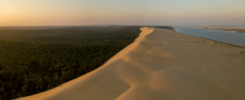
[{"left": 0, "top": 26, "right": 141, "bottom": 100}]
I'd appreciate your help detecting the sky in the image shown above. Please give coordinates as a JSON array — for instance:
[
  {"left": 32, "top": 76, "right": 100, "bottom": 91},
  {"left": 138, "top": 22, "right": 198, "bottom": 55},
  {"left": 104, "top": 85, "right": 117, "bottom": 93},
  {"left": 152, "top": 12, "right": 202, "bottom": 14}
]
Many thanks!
[{"left": 0, "top": 0, "right": 245, "bottom": 26}]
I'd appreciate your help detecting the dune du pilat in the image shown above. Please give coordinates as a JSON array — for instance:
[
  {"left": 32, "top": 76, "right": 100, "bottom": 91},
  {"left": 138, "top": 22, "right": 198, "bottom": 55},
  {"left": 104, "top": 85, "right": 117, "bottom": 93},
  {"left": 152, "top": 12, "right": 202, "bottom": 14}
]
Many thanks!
[{"left": 2, "top": 26, "right": 242, "bottom": 100}]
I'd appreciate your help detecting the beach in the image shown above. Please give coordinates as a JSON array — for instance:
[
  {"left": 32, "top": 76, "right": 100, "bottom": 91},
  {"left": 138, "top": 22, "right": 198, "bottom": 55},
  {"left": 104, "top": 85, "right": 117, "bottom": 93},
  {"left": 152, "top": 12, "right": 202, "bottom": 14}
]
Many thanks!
[{"left": 17, "top": 27, "right": 245, "bottom": 100}]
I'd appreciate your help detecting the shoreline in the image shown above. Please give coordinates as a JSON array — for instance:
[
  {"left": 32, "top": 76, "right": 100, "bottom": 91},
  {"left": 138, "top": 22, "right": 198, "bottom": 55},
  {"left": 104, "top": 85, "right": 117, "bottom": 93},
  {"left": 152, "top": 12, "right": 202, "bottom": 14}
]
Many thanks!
[
  {"left": 177, "top": 30, "right": 245, "bottom": 49},
  {"left": 196, "top": 26, "right": 245, "bottom": 33}
]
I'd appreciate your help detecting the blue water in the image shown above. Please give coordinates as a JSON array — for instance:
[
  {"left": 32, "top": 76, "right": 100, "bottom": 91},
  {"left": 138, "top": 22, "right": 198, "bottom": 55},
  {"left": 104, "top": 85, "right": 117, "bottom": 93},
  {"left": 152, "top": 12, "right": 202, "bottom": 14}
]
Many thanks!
[{"left": 174, "top": 26, "right": 245, "bottom": 46}]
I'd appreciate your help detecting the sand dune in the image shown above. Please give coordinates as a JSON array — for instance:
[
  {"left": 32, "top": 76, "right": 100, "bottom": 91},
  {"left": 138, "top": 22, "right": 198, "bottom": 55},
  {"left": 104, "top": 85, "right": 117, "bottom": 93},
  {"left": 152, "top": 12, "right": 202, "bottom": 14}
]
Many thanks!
[
  {"left": 17, "top": 27, "right": 245, "bottom": 100},
  {"left": 196, "top": 26, "right": 245, "bottom": 33}
]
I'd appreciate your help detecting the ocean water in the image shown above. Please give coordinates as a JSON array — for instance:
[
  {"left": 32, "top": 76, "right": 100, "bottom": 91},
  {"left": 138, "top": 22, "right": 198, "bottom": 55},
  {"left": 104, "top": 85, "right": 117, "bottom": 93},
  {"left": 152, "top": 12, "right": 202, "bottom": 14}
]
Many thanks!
[{"left": 174, "top": 26, "right": 245, "bottom": 46}]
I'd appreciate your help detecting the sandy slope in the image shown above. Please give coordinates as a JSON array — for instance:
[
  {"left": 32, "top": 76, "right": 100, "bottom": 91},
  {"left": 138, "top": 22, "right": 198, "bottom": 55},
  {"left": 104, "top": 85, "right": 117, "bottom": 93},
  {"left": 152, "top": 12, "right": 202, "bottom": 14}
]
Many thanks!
[
  {"left": 196, "top": 26, "right": 245, "bottom": 33},
  {"left": 17, "top": 27, "right": 245, "bottom": 100}
]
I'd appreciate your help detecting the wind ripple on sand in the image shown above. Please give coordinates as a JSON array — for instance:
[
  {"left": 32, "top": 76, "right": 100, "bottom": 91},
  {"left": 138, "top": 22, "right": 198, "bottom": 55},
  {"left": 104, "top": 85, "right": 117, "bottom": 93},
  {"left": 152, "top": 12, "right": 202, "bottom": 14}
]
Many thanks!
[{"left": 17, "top": 27, "right": 245, "bottom": 100}]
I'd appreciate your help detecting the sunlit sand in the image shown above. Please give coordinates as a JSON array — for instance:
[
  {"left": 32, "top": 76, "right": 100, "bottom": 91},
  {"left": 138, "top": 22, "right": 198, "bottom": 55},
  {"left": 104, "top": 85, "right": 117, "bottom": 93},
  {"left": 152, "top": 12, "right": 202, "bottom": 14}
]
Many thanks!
[{"left": 17, "top": 27, "right": 245, "bottom": 100}]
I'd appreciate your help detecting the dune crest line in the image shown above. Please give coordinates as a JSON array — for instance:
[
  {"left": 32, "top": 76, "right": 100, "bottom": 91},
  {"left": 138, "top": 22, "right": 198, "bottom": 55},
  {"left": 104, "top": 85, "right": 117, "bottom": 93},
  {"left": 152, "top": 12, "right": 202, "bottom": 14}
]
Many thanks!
[{"left": 17, "top": 27, "right": 245, "bottom": 100}]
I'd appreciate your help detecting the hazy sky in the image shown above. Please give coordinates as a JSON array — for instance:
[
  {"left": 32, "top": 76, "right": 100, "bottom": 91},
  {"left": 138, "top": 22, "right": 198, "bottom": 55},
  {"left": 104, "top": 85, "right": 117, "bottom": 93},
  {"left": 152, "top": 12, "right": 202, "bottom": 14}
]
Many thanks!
[{"left": 1, "top": 0, "right": 245, "bottom": 26}]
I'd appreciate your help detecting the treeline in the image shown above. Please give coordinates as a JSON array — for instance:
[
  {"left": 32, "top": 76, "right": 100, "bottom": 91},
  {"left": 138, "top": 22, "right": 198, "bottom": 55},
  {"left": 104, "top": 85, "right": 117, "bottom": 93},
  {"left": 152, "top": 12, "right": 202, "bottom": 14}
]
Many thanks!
[{"left": 0, "top": 27, "right": 140, "bottom": 100}]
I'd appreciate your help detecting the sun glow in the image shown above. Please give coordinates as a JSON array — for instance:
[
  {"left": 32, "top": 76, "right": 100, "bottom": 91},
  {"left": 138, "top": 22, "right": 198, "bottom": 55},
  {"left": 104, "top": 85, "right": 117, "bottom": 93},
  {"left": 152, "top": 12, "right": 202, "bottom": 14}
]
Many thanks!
[{"left": 0, "top": 0, "right": 245, "bottom": 26}]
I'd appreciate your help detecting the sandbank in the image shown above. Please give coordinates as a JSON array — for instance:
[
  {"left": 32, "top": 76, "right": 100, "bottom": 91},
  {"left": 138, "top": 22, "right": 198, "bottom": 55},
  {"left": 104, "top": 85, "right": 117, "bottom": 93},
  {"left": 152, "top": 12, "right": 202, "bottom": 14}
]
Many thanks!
[{"left": 196, "top": 26, "right": 245, "bottom": 33}]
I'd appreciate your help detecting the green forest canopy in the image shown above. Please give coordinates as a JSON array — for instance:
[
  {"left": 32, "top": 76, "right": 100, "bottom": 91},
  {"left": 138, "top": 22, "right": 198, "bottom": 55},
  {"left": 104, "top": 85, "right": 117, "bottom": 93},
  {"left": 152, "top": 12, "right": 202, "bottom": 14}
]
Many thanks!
[{"left": 0, "top": 26, "right": 141, "bottom": 100}]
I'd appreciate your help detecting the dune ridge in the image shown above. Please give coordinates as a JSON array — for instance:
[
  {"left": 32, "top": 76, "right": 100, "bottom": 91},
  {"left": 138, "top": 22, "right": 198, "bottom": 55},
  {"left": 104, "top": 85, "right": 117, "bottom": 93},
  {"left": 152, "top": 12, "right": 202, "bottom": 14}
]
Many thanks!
[{"left": 17, "top": 27, "right": 245, "bottom": 100}]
